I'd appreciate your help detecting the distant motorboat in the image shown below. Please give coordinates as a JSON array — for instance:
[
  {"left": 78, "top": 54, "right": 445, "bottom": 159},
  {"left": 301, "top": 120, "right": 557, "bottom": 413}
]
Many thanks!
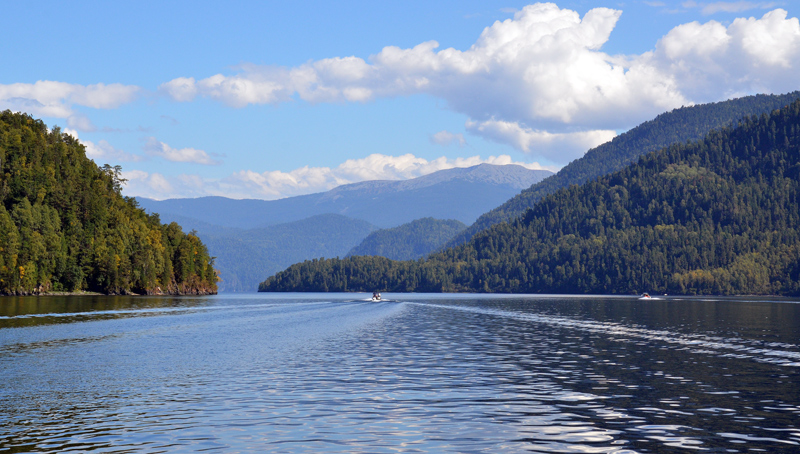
[
  {"left": 638, "top": 292, "right": 661, "bottom": 300},
  {"left": 371, "top": 292, "right": 381, "bottom": 302}
]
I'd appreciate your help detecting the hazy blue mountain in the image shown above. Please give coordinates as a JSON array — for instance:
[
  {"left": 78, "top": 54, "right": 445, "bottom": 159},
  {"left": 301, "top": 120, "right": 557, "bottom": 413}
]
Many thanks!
[
  {"left": 135, "top": 163, "right": 550, "bottom": 292},
  {"left": 446, "top": 91, "right": 800, "bottom": 248},
  {"left": 347, "top": 218, "right": 466, "bottom": 261},
  {"left": 203, "top": 214, "right": 375, "bottom": 292},
  {"left": 136, "top": 164, "right": 552, "bottom": 230}
]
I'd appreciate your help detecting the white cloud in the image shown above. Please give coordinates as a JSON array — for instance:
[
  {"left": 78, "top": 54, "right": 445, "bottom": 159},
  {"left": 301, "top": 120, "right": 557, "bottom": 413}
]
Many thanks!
[
  {"left": 646, "top": 8, "right": 800, "bottom": 100},
  {"left": 161, "top": 4, "right": 675, "bottom": 130},
  {"left": 144, "top": 137, "right": 222, "bottom": 165},
  {"left": 431, "top": 130, "right": 466, "bottom": 147},
  {"left": 159, "top": 5, "right": 800, "bottom": 164},
  {"left": 0, "top": 81, "right": 140, "bottom": 129},
  {"left": 120, "top": 153, "right": 553, "bottom": 200},
  {"left": 122, "top": 170, "right": 175, "bottom": 197},
  {"left": 683, "top": 1, "right": 780, "bottom": 15},
  {"left": 63, "top": 128, "right": 144, "bottom": 163},
  {"left": 466, "top": 119, "right": 616, "bottom": 163},
  {"left": 158, "top": 77, "right": 197, "bottom": 102},
  {"left": 66, "top": 114, "right": 96, "bottom": 132}
]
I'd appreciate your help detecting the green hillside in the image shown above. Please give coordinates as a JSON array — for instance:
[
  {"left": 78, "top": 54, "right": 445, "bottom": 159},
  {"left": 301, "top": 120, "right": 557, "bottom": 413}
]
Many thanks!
[
  {"left": 347, "top": 218, "right": 465, "bottom": 261},
  {"left": 448, "top": 91, "right": 800, "bottom": 247},
  {"left": 0, "top": 111, "right": 217, "bottom": 295},
  {"left": 260, "top": 100, "right": 800, "bottom": 296}
]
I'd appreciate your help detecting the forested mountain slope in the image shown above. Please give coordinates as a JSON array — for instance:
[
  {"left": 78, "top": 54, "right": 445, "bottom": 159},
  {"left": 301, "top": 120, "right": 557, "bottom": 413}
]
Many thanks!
[
  {"left": 261, "top": 100, "right": 800, "bottom": 296},
  {"left": 204, "top": 214, "right": 375, "bottom": 292},
  {"left": 346, "top": 218, "right": 465, "bottom": 261},
  {"left": 448, "top": 91, "right": 800, "bottom": 248},
  {"left": 0, "top": 111, "right": 217, "bottom": 295}
]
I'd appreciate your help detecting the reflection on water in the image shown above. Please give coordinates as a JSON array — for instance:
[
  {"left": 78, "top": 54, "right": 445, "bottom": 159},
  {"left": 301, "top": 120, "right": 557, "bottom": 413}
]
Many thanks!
[
  {"left": 0, "top": 294, "right": 799, "bottom": 452},
  {"left": 0, "top": 295, "right": 216, "bottom": 328}
]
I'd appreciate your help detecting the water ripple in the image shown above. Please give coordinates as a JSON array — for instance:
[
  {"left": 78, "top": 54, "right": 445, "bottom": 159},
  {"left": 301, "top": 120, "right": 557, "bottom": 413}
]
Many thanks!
[{"left": 1, "top": 295, "right": 799, "bottom": 452}]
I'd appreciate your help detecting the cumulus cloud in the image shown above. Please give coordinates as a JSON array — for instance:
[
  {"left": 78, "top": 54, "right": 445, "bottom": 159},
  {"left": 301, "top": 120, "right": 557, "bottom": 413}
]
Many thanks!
[
  {"left": 466, "top": 119, "right": 616, "bottom": 163},
  {"left": 0, "top": 81, "right": 140, "bottom": 130},
  {"left": 159, "top": 4, "right": 800, "bottom": 163},
  {"left": 63, "top": 128, "right": 144, "bottom": 163},
  {"left": 431, "top": 130, "right": 466, "bottom": 147},
  {"left": 646, "top": 8, "right": 800, "bottom": 100},
  {"left": 120, "top": 153, "right": 552, "bottom": 200},
  {"left": 144, "top": 137, "right": 222, "bottom": 165}
]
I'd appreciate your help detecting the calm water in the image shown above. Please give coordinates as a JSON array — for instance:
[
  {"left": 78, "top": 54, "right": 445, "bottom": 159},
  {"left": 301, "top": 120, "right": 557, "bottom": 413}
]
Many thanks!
[{"left": 1, "top": 294, "right": 799, "bottom": 453}]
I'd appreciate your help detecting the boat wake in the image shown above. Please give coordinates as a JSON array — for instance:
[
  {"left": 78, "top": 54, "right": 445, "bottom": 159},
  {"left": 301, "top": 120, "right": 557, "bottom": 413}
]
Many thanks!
[{"left": 412, "top": 302, "right": 800, "bottom": 368}]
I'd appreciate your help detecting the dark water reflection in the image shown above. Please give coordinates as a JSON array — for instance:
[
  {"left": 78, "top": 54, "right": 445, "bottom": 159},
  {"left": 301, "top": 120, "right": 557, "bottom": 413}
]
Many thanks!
[{"left": 0, "top": 294, "right": 799, "bottom": 453}]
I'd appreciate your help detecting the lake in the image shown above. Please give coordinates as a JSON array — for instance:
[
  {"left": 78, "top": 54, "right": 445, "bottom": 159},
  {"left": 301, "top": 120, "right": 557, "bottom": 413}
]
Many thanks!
[{"left": 1, "top": 293, "right": 799, "bottom": 453}]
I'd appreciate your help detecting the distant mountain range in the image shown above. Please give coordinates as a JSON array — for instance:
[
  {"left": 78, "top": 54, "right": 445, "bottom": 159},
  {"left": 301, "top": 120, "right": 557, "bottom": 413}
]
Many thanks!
[
  {"left": 203, "top": 214, "right": 375, "bottom": 292},
  {"left": 137, "top": 164, "right": 551, "bottom": 291},
  {"left": 137, "top": 164, "right": 551, "bottom": 230},
  {"left": 261, "top": 98, "right": 800, "bottom": 296}
]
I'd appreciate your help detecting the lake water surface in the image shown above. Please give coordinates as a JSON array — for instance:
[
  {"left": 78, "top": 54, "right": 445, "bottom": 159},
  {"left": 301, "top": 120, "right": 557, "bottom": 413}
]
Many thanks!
[{"left": 1, "top": 293, "right": 799, "bottom": 453}]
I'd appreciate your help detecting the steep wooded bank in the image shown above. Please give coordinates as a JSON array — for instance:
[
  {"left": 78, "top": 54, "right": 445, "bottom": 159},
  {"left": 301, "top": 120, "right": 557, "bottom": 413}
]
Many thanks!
[
  {"left": 0, "top": 111, "right": 217, "bottom": 295},
  {"left": 448, "top": 91, "right": 800, "bottom": 248},
  {"left": 260, "top": 100, "right": 800, "bottom": 296}
]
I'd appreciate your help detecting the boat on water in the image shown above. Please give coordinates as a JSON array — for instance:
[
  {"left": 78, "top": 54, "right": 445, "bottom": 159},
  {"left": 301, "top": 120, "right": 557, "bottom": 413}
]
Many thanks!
[
  {"left": 371, "top": 292, "right": 381, "bottom": 302},
  {"left": 638, "top": 292, "right": 662, "bottom": 300}
]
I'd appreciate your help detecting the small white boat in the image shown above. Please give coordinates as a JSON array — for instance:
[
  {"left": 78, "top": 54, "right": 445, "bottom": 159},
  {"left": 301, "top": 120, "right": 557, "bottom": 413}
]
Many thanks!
[
  {"left": 371, "top": 292, "right": 381, "bottom": 302},
  {"left": 638, "top": 292, "right": 661, "bottom": 300}
]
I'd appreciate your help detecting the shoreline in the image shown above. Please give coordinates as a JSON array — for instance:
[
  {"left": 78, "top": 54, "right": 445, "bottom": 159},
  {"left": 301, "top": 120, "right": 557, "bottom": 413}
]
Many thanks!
[{"left": 1, "top": 290, "right": 217, "bottom": 297}]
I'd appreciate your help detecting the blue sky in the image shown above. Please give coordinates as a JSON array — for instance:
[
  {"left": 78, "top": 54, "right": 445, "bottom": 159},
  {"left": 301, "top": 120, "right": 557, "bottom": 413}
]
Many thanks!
[{"left": 2, "top": 1, "right": 798, "bottom": 200}]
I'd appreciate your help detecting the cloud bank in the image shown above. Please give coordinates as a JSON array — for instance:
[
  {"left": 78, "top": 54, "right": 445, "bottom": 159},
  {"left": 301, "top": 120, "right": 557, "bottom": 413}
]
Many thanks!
[
  {"left": 0, "top": 81, "right": 140, "bottom": 132},
  {"left": 122, "top": 153, "right": 551, "bottom": 200},
  {"left": 159, "top": 4, "right": 800, "bottom": 163}
]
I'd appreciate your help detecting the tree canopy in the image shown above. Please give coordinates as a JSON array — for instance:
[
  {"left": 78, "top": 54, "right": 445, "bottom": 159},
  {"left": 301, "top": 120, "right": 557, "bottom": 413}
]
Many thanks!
[
  {"left": 0, "top": 111, "right": 217, "bottom": 295},
  {"left": 449, "top": 91, "right": 800, "bottom": 248}
]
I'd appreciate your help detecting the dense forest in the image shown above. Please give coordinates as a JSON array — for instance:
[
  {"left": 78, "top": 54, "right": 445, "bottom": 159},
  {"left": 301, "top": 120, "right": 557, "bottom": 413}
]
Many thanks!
[
  {"left": 346, "top": 217, "right": 466, "bottom": 261},
  {"left": 0, "top": 111, "right": 217, "bottom": 295},
  {"left": 260, "top": 100, "right": 800, "bottom": 296},
  {"left": 448, "top": 91, "right": 800, "bottom": 247}
]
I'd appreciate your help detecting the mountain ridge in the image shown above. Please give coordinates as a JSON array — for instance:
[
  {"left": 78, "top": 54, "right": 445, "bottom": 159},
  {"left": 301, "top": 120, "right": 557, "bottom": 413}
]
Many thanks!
[
  {"left": 259, "top": 98, "right": 800, "bottom": 296},
  {"left": 346, "top": 217, "right": 466, "bottom": 261},
  {"left": 446, "top": 91, "right": 800, "bottom": 248},
  {"left": 137, "top": 164, "right": 552, "bottom": 231}
]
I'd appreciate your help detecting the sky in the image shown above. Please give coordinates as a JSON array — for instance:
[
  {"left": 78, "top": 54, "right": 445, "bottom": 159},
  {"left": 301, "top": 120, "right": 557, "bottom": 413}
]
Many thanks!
[{"left": 2, "top": 0, "right": 799, "bottom": 200}]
